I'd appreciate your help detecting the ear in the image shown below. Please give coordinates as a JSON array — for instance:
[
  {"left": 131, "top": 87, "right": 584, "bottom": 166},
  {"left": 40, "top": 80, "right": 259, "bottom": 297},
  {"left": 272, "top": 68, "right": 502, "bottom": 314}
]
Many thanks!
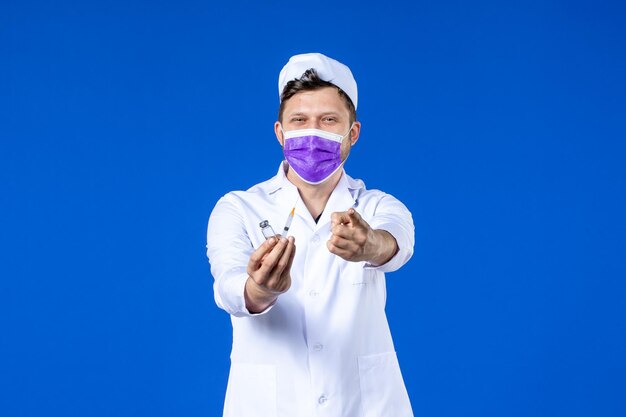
[
  {"left": 274, "top": 121, "right": 284, "bottom": 146},
  {"left": 350, "top": 121, "right": 361, "bottom": 146}
]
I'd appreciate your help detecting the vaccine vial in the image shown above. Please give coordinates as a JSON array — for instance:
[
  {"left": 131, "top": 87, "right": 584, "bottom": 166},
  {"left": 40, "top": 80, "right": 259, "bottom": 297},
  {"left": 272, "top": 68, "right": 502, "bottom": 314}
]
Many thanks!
[{"left": 259, "top": 220, "right": 277, "bottom": 240}]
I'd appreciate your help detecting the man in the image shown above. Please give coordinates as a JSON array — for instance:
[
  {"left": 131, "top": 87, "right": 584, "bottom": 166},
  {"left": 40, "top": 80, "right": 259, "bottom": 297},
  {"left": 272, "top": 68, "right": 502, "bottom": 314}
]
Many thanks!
[{"left": 206, "top": 53, "right": 414, "bottom": 417}]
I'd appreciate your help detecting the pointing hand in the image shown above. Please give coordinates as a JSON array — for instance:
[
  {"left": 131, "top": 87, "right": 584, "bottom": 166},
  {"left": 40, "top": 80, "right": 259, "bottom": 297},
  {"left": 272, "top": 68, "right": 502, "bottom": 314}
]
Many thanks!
[{"left": 327, "top": 208, "right": 398, "bottom": 265}]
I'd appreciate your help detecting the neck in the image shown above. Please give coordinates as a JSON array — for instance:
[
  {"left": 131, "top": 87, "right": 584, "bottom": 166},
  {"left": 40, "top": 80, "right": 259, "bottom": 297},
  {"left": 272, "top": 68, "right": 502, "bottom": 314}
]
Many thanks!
[{"left": 286, "top": 165, "right": 343, "bottom": 220}]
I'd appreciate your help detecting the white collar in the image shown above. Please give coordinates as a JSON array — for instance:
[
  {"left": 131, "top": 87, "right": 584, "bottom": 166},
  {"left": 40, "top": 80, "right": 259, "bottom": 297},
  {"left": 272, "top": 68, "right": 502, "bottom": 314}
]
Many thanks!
[{"left": 264, "top": 161, "right": 365, "bottom": 229}]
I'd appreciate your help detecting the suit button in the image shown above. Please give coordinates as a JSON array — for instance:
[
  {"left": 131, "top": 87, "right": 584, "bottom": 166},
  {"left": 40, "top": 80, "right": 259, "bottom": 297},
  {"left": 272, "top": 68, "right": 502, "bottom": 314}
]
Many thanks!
[
  {"left": 313, "top": 343, "right": 324, "bottom": 351},
  {"left": 311, "top": 234, "right": 320, "bottom": 243},
  {"left": 309, "top": 290, "right": 319, "bottom": 298},
  {"left": 318, "top": 395, "right": 328, "bottom": 405}
]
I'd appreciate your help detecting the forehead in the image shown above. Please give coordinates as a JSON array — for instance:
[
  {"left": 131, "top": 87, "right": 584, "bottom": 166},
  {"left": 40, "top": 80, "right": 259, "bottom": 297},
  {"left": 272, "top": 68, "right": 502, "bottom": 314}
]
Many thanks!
[{"left": 282, "top": 87, "right": 350, "bottom": 116}]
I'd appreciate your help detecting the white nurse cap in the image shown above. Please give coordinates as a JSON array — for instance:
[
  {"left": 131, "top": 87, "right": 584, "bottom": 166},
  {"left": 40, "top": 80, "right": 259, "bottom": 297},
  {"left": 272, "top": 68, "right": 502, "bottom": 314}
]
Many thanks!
[{"left": 278, "top": 52, "right": 358, "bottom": 110}]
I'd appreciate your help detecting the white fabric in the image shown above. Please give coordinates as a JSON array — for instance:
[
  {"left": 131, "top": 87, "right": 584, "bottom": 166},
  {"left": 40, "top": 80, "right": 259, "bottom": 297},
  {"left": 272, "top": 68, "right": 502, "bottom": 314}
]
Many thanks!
[
  {"left": 283, "top": 127, "right": 345, "bottom": 143},
  {"left": 278, "top": 52, "right": 359, "bottom": 110},
  {"left": 206, "top": 162, "right": 414, "bottom": 417}
]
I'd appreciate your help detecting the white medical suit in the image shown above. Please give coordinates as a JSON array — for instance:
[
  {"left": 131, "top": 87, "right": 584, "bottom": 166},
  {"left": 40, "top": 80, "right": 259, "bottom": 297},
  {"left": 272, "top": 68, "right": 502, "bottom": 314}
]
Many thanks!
[{"left": 206, "top": 162, "right": 415, "bottom": 417}]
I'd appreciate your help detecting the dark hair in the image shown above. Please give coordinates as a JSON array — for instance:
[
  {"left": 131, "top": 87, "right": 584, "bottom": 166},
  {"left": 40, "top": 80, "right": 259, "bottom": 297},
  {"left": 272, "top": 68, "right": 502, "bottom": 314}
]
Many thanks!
[{"left": 278, "top": 68, "right": 356, "bottom": 123}]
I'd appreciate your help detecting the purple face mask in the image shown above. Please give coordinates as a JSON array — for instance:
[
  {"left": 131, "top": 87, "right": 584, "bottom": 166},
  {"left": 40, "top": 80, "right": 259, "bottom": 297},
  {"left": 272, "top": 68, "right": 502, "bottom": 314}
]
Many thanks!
[{"left": 282, "top": 126, "right": 352, "bottom": 185}]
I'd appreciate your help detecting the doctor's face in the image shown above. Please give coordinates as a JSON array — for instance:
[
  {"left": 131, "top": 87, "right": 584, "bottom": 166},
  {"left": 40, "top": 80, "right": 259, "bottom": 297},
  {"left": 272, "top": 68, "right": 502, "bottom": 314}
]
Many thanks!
[{"left": 275, "top": 87, "right": 360, "bottom": 160}]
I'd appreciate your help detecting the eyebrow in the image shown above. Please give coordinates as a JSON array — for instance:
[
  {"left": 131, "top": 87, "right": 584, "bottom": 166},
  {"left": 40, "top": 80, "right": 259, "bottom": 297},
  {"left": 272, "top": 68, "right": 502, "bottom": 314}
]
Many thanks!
[{"left": 286, "top": 111, "right": 342, "bottom": 118}]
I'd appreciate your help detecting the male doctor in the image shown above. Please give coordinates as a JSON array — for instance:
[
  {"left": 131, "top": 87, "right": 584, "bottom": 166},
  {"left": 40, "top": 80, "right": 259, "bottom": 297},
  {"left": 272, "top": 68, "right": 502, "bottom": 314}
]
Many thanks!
[{"left": 206, "top": 53, "right": 415, "bottom": 417}]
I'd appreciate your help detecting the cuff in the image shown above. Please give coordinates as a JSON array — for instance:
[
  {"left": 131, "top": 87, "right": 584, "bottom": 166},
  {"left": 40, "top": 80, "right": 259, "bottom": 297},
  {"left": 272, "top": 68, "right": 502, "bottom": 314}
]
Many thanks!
[
  {"left": 214, "top": 267, "right": 276, "bottom": 317},
  {"left": 363, "top": 222, "right": 413, "bottom": 273}
]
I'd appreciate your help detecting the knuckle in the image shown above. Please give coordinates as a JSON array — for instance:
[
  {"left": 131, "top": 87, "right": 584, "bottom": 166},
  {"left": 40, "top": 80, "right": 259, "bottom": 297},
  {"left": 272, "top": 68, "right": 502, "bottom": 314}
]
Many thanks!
[
  {"left": 257, "top": 265, "right": 269, "bottom": 277},
  {"left": 252, "top": 275, "right": 264, "bottom": 286}
]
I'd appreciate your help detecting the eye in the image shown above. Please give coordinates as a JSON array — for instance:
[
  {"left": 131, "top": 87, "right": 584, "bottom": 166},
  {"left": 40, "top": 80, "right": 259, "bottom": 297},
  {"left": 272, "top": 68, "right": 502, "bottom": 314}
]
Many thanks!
[
  {"left": 322, "top": 116, "right": 337, "bottom": 123},
  {"left": 290, "top": 117, "right": 305, "bottom": 123}
]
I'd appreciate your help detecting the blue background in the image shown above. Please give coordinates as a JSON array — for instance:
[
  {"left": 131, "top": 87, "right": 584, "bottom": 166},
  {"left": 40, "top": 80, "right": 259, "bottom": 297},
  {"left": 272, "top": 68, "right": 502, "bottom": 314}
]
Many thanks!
[{"left": 1, "top": 0, "right": 625, "bottom": 416}]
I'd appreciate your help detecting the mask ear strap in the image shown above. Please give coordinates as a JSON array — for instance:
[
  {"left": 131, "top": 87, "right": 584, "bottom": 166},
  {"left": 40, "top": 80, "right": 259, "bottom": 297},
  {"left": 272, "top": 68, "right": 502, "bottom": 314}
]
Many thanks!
[{"left": 344, "top": 122, "right": 355, "bottom": 139}]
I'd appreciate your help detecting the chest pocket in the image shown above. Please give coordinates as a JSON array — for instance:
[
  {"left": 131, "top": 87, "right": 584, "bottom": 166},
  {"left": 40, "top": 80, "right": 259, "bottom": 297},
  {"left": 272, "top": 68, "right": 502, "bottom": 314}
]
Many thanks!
[{"left": 338, "top": 258, "right": 371, "bottom": 285}]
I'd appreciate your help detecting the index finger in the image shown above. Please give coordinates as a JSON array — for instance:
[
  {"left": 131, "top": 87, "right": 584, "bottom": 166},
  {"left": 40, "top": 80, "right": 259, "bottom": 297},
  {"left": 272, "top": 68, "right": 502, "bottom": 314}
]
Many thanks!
[
  {"left": 258, "top": 237, "right": 290, "bottom": 275},
  {"left": 249, "top": 237, "right": 278, "bottom": 266},
  {"left": 331, "top": 211, "right": 352, "bottom": 227}
]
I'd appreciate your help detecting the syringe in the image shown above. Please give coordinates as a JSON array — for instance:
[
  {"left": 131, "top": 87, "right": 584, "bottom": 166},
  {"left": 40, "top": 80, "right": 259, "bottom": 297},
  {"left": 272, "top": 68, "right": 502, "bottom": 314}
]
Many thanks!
[{"left": 280, "top": 207, "right": 295, "bottom": 238}]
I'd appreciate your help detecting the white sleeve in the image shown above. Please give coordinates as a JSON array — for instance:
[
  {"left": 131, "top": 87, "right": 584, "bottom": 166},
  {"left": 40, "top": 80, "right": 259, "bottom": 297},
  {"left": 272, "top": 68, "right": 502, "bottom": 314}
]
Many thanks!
[
  {"left": 206, "top": 194, "right": 274, "bottom": 317},
  {"left": 364, "top": 193, "right": 415, "bottom": 273}
]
